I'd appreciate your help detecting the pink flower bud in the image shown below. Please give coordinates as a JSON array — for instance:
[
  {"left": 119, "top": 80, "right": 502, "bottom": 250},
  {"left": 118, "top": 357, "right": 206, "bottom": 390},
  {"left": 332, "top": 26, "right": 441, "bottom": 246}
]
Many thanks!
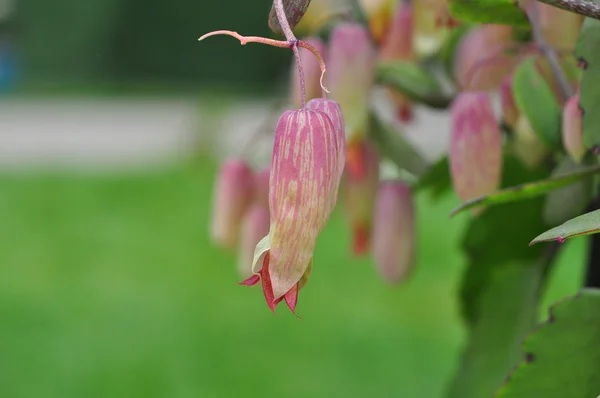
[
  {"left": 306, "top": 98, "right": 347, "bottom": 213},
  {"left": 379, "top": 2, "right": 414, "bottom": 62},
  {"left": 241, "top": 108, "right": 342, "bottom": 313},
  {"left": 327, "top": 23, "right": 376, "bottom": 140},
  {"left": 238, "top": 204, "right": 270, "bottom": 279},
  {"left": 210, "top": 159, "right": 255, "bottom": 249},
  {"left": 562, "top": 94, "right": 584, "bottom": 163},
  {"left": 449, "top": 92, "right": 502, "bottom": 203},
  {"left": 372, "top": 182, "right": 415, "bottom": 284},
  {"left": 379, "top": 2, "right": 415, "bottom": 123},
  {"left": 454, "top": 24, "right": 519, "bottom": 91},
  {"left": 341, "top": 140, "right": 380, "bottom": 255},
  {"left": 290, "top": 37, "right": 327, "bottom": 108},
  {"left": 500, "top": 75, "right": 519, "bottom": 129}
]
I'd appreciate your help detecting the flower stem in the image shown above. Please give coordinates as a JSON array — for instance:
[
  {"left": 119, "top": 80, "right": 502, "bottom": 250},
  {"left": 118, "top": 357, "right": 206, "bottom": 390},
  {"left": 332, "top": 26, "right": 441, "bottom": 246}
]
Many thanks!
[
  {"left": 525, "top": 1, "right": 575, "bottom": 102},
  {"left": 273, "top": 0, "right": 307, "bottom": 107}
]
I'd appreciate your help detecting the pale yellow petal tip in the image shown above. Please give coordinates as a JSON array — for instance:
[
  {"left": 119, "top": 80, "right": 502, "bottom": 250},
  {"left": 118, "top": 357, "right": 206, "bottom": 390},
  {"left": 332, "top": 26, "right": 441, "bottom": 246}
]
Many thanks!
[{"left": 251, "top": 235, "right": 271, "bottom": 274}]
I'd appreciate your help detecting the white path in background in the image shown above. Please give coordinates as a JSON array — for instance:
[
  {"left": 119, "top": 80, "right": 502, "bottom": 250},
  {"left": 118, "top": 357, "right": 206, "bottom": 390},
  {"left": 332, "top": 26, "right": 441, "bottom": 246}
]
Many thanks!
[{"left": 0, "top": 97, "right": 454, "bottom": 170}]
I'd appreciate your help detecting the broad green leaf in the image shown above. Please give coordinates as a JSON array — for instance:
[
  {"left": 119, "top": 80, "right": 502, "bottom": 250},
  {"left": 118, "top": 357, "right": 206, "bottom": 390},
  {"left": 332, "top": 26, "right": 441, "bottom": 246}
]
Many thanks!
[
  {"left": 448, "top": 0, "right": 529, "bottom": 27},
  {"left": 531, "top": 208, "right": 600, "bottom": 245},
  {"left": 512, "top": 56, "right": 562, "bottom": 149},
  {"left": 496, "top": 289, "right": 600, "bottom": 398},
  {"left": 415, "top": 156, "right": 452, "bottom": 199},
  {"left": 450, "top": 163, "right": 600, "bottom": 217},
  {"left": 446, "top": 156, "right": 554, "bottom": 398},
  {"left": 575, "top": 18, "right": 600, "bottom": 149},
  {"left": 543, "top": 156, "right": 594, "bottom": 226},
  {"left": 375, "top": 62, "right": 451, "bottom": 109},
  {"left": 367, "top": 112, "right": 429, "bottom": 177}
]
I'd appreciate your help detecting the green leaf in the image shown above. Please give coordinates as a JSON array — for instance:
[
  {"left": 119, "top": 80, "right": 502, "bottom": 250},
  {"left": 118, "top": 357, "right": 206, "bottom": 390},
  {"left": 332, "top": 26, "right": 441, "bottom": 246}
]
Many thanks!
[
  {"left": 448, "top": 0, "right": 529, "bottom": 27},
  {"left": 543, "top": 156, "right": 594, "bottom": 226},
  {"left": 375, "top": 62, "right": 451, "bottom": 109},
  {"left": 496, "top": 289, "right": 600, "bottom": 398},
  {"left": 575, "top": 18, "right": 600, "bottom": 150},
  {"left": 450, "top": 163, "right": 600, "bottom": 217},
  {"left": 367, "top": 112, "right": 429, "bottom": 177},
  {"left": 414, "top": 156, "right": 452, "bottom": 199},
  {"left": 530, "top": 208, "right": 600, "bottom": 245},
  {"left": 512, "top": 56, "right": 562, "bottom": 149},
  {"left": 446, "top": 156, "right": 554, "bottom": 398}
]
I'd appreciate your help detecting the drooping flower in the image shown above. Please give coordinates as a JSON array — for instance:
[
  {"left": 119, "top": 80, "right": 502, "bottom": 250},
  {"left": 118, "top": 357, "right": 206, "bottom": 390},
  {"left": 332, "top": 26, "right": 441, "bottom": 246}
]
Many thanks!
[
  {"left": 306, "top": 98, "right": 347, "bottom": 212},
  {"left": 372, "top": 181, "right": 416, "bottom": 284},
  {"left": 210, "top": 159, "right": 255, "bottom": 249},
  {"left": 327, "top": 22, "right": 376, "bottom": 142},
  {"left": 449, "top": 92, "right": 503, "bottom": 204},
  {"left": 562, "top": 94, "right": 585, "bottom": 163},
  {"left": 241, "top": 108, "right": 342, "bottom": 312},
  {"left": 290, "top": 37, "right": 328, "bottom": 108},
  {"left": 454, "top": 24, "right": 519, "bottom": 91},
  {"left": 341, "top": 140, "right": 380, "bottom": 255},
  {"left": 379, "top": 1, "right": 415, "bottom": 122}
]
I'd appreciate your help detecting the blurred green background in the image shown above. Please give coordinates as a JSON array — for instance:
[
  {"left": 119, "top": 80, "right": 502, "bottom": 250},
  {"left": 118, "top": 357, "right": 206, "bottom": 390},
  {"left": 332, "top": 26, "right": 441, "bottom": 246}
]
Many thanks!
[{"left": 0, "top": 0, "right": 588, "bottom": 397}]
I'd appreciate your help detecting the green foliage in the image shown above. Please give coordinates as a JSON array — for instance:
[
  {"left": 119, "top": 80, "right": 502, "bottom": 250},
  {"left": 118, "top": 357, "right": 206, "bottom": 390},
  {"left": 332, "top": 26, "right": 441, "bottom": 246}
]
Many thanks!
[
  {"left": 375, "top": 62, "right": 451, "bottom": 109},
  {"left": 531, "top": 208, "right": 600, "bottom": 245},
  {"left": 367, "top": 112, "right": 429, "bottom": 177},
  {"left": 415, "top": 156, "right": 452, "bottom": 200},
  {"left": 450, "top": 162, "right": 600, "bottom": 216},
  {"left": 447, "top": 0, "right": 529, "bottom": 27},
  {"left": 543, "top": 157, "right": 594, "bottom": 226},
  {"left": 438, "top": 24, "right": 472, "bottom": 80},
  {"left": 446, "top": 156, "right": 552, "bottom": 398},
  {"left": 512, "top": 57, "right": 562, "bottom": 150},
  {"left": 575, "top": 18, "right": 600, "bottom": 150},
  {"left": 496, "top": 289, "right": 600, "bottom": 398}
]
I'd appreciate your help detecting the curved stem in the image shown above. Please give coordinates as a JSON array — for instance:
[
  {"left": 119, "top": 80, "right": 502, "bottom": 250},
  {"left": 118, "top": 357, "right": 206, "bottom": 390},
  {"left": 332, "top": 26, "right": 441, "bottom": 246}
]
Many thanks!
[
  {"left": 525, "top": 1, "right": 574, "bottom": 102},
  {"left": 273, "top": 0, "right": 307, "bottom": 107}
]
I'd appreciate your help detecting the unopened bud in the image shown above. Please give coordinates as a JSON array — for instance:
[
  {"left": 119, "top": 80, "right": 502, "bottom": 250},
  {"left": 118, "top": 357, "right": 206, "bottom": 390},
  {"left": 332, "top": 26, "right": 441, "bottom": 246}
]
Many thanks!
[
  {"left": 500, "top": 75, "right": 519, "bottom": 129},
  {"left": 372, "top": 181, "right": 415, "bottom": 284},
  {"left": 449, "top": 92, "right": 503, "bottom": 203},
  {"left": 341, "top": 140, "right": 380, "bottom": 255},
  {"left": 562, "top": 94, "right": 585, "bottom": 163},
  {"left": 290, "top": 37, "right": 327, "bottom": 108},
  {"left": 328, "top": 22, "right": 376, "bottom": 141},
  {"left": 454, "top": 24, "right": 518, "bottom": 91},
  {"left": 210, "top": 159, "right": 255, "bottom": 249}
]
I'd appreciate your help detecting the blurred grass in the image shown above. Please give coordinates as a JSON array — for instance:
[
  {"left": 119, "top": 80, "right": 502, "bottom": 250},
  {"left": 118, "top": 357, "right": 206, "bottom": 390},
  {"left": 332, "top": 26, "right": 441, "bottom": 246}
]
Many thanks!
[{"left": 0, "top": 156, "right": 585, "bottom": 398}]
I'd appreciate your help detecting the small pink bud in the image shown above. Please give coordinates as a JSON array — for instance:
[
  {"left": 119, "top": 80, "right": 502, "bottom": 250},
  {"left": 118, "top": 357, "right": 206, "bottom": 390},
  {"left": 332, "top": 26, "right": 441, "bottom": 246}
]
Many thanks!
[
  {"left": 562, "top": 94, "right": 584, "bottom": 163},
  {"left": 328, "top": 23, "right": 376, "bottom": 140},
  {"left": 341, "top": 140, "right": 380, "bottom": 255},
  {"left": 500, "top": 75, "right": 519, "bottom": 129},
  {"left": 238, "top": 204, "right": 270, "bottom": 278},
  {"left": 210, "top": 159, "right": 255, "bottom": 249},
  {"left": 454, "top": 24, "right": 519, "bottom": 91},
  {"left": 372, "top": 182, "right": 415, "bottom": 284},
  {"left": 379, "top": 2, "right": 414, "bottom": 62},
  {"left": 242, "top": 108, "right": 342, "bottom": 312},
  {"left": 290, "top": 37, "right": 327, "bottom": 108},
  {"left": 449, "top": 92, "right": 503, "bottom": 203}
]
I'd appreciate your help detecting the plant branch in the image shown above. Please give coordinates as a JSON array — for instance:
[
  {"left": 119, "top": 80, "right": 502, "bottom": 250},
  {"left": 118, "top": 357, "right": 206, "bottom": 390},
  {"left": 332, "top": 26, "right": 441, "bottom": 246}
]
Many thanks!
[
  {"left": 534, "top": 0, "right": 600, "bottom": 20},
  {"left": 525, "top": 1, "right": 575, "bottom": 102}
]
